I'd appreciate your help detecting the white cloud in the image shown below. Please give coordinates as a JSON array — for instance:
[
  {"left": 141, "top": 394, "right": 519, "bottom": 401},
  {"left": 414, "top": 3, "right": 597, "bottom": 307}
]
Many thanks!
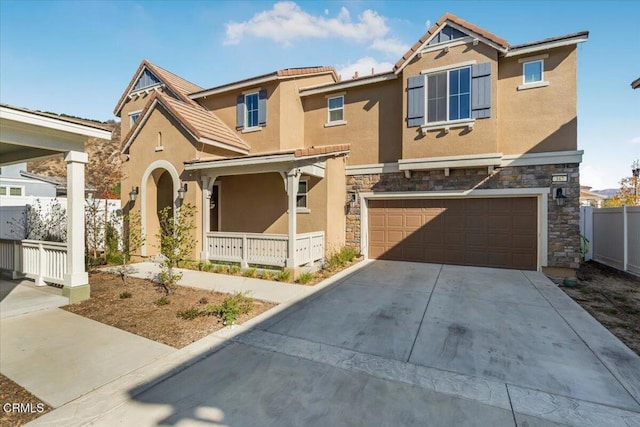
[
  {"left": 370, "top": 38, "right": 409, "bottom": 57},
  {"left": 629, "top": 136, "right": 640, "bottom": 144},
  {"left": 580, "top": 164, "right": 609, "bottom": 190},
  {"left": 337, "top": 57, "right": 393, "bottom": 80},
  {"left": 425, "top": 19, "right": 432, "bottom": 29},
  {"left": 224, "top": 1, "right": 390, "bottom": 46}
]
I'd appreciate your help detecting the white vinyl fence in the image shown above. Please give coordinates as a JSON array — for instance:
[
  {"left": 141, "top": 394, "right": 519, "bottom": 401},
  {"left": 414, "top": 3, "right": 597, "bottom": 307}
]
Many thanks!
[
  {"left": 0, "top": 239, "right": 67, "bottom": 286},
  {"left": 580, "top": 206, "right": 640, "bottom": 275}
]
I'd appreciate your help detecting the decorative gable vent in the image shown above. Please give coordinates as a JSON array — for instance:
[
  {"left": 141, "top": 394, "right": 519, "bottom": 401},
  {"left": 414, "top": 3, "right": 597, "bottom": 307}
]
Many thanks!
[
  {"left": 133, "top": 69, "right": 161, "bottom": 91},
  {"left": 428, "top": 25, "right": 467, "bottom": 45}
]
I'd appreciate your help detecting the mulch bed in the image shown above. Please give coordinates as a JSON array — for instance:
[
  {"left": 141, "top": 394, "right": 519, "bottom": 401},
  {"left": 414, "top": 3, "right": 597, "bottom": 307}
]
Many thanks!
[
  {"left": 0, "top": 374, "right": 51, "bottom": 427},
  {"left": 560, "top": 261, "right": 640, "bottom": 355},
  {"left": 62, "top": 272, "right": 276, "bottom": 349}
]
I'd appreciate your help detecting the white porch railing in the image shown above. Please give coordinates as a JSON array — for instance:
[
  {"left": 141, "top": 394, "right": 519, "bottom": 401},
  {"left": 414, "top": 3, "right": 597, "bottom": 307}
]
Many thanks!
[
  {"left": 204, "top": 231, "right": 324, "bottom": 268},
  {"left": 0, "top": 239, "right": 68, "bottom": 286}
]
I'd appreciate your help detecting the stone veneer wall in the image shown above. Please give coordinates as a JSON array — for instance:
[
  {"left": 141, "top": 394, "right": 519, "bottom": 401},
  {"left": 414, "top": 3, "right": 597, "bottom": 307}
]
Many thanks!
[{"left": 345, "top": 163, "right": 580, "bottom": 269}]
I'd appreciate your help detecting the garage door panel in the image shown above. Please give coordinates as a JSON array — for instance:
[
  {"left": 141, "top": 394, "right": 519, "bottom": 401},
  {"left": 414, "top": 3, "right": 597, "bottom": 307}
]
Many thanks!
[{"left": 369, "top": 197, "right": 537, "bottom": 270}]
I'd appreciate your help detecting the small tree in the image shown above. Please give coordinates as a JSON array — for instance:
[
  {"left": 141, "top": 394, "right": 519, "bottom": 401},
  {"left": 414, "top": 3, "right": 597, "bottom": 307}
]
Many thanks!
[
  {"left": 7, "top": 199, "right": 67, "bottom": 242},
  {"left": 115, "top": 210, "right": 144, "bottom": 285},
  {"left": 155, "top": 203, "right": 196, "bottom": 295},
  {"left": 604, "top": 177, "right": 638, "bottom": 207},
  {"left": 85, "top": 198, "right": 106, "bottom": 260}
]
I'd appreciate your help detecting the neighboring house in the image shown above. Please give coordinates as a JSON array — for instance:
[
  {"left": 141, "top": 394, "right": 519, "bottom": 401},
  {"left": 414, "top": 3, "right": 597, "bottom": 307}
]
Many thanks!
[
  {"left": 580, "top": 186, "right": 607, "bottom": 208},
  {"left": 0, "top": 163, "right": 57, "bottom": 198},
  {"left": 117, "top": 13, "right": 588, "bottom": 271}
]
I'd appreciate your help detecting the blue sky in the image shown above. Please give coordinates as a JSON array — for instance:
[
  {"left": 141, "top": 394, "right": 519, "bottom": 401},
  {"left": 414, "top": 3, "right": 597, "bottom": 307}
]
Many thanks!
[{"left": 1, "top": 1, "right": 638, "bottom": 190}]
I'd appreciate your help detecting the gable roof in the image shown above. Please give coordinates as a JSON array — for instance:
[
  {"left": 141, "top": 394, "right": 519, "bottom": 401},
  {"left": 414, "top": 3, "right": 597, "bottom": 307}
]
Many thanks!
[
  {"left": 120, "top": 91, "right": 249, "bottom": 155},
  {"left": 394, "top": 12, "right": 587, "bottom": 74},
  {"left": 394, "top": 12, "right": 509, "bottom": 73},
  {"left": 190, "top": 66, "right": 338, "bottom": 99},
  {"left": 113, "top": 59, "right": 204, "bottom": 116}
]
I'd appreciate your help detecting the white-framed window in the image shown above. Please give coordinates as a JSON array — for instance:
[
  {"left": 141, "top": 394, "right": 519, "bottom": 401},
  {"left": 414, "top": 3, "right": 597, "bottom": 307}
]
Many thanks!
[
  {"left": 129, "top": 110, "right": 141, "bottom": 127},
  {"left": 296, "top": 179, "right": 309, "bottom": 211},
  {"left": 327, "top": 96, "right": 344, "bottom": 123},
  {"left": 523, "top": 60, "right": 543, "bottom": 84},
  {"left": 245, "top": 92, "right": 259, "bottom": 128},
  {"left": 426, "top": 66, "right": 471, "bottom": 123},
  {"left": 0, "top": 186, "right": 24, "bottom": 196}
]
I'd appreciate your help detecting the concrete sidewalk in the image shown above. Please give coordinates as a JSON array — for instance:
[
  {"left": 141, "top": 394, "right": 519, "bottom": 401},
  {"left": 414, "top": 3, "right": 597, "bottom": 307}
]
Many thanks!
[
  {"left": 103, "top": 262, "right": 316, "bottom": 303},
  {"left": 0, "top": 279, "right": 68, "bottom": 319}
]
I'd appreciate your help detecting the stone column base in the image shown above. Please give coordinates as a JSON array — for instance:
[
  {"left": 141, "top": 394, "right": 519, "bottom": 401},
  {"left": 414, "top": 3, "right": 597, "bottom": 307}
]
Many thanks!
[{"left": 63, "top": 284, "right": 90, "bottom": 303}]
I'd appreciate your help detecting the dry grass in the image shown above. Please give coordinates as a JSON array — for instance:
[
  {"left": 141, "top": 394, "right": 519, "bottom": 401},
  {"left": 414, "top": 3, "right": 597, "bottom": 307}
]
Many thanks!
[{"left": 0, "top": 374, "right": 51, "bottom": 427}]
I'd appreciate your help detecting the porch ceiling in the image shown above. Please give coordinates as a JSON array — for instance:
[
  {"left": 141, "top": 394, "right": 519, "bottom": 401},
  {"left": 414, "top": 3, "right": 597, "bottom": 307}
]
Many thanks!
[{"left": 0, "top": 105, "right": 112, "bottom": 166}]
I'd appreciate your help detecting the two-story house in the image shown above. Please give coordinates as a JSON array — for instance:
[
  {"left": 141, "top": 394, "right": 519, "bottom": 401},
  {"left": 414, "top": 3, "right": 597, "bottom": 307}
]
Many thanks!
[{"left": 116, "top": 13, "right": 588, "bottom": 271}]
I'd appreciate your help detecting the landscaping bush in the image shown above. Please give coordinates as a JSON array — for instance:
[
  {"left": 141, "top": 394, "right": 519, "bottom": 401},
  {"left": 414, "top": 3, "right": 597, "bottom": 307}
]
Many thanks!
[
  {"left": 296, "top": 271, "right": 314, "bottom": 284},
  {"left": 106, "top": 252, "right": 124, "bottom": 266},
  {"left": 176, "top": 307, "right": 201, "bottom": 320},
  {"left": 242, "top": 268, "right": 257, "bottom": 278},
  {"left": 230, "top": 265, "right": 241, "bottom": 275},
  {"left": 261, "top": 270, "right": 274, "bottom": 280},
  {"left": 326, "top": 247, "right": 359, "bottom": 269},
  {"left": 155, "top": 296, "right": 170, "bottom": 306},
  {"left": 119, "top": 291, "right": 132, "bottom": 299},
  {"left": 205, "top": 293, "right": 252, "bottom": 326},
  {"left": 275, "top": 269, "right": 292, "bottom": 283}
]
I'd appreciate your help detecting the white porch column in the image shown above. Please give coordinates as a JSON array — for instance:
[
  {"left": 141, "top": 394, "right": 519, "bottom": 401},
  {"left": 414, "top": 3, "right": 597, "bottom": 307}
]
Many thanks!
[
  {"left": 63, "top": 150, "right": 89, "bottom": 302},
  {"left": 200, "top": 175, "right": 213, "bottom": 260},
  {"left": 286, "top": 169, "right": 301, "bottom": 268}
]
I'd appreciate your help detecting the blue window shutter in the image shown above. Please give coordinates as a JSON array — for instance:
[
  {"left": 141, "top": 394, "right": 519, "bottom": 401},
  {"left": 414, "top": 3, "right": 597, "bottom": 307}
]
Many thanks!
[
  {"left": 236, "top": 95, "right": 245, "bottom": 130},
  {"left": 258, "top": 89, "right": 267, "bottom": 126},
  {"left": 407, "top": 75, "right": 425, "bottom": 127},
  {"left": 471, "top": 63, "right": 491, "bottom": 119}
]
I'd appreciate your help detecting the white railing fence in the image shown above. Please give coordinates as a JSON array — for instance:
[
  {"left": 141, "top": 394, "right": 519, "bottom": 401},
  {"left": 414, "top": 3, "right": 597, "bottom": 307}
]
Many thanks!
[
  {"left": 205, "top": 231, "right": 324, "bottom": 268},
  {"left": 580, "top": 206, "right": 640, "bottom": 275},
  {"left": 0, "top": 239, "right": 68, "bottom": 286}
]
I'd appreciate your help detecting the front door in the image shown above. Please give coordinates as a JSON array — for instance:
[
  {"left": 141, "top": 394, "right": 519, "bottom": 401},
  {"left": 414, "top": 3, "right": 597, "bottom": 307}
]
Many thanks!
[{"left": 209, "top": 184, "right": 219, "bottom": 231}]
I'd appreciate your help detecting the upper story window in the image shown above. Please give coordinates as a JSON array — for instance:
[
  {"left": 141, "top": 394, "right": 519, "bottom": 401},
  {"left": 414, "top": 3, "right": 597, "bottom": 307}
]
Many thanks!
[
  {"left": 523, "top": 60, "right": 543, "bottom": 84},
  {"left": 129, "top": 110, "right": 141, "bottom": 127},
  {"left": 407, "top": 62, "right": 491, "bottom": 130},
  {"left": 426, "top": 66, "right": 471, "bottom": 123},
  {"left": 328, "top": 96, "right": 344, "bottom": 123},
  {"left": 236, "top": 89, "right": 267, "bottom": 131}
]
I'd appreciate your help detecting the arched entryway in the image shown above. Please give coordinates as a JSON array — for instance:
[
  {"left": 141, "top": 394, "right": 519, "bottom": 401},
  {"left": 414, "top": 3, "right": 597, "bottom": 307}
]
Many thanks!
[{"left": 140, "top": 160, "right": 180, "bottom": 256}]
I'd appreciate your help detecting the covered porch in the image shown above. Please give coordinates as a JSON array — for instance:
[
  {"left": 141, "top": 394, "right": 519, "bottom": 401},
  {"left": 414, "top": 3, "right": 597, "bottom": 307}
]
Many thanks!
[
  {"left": 184, "top": 145, "right": 349, "bottom": 270},
  {"left": 0, "top": 105, "right": 112, "bottom": 302}
]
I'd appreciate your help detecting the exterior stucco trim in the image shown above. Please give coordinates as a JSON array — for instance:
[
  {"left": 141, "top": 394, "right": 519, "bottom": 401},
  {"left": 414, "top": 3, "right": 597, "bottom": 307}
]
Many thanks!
[
  {"left": 399, "top": 153, "right": 503, "bottom": 171},
  {"left": 140, "top": 159, "right": 181, "bottom": 256},
  {"left": 358, "top": 187, "right": 550, "bottom": 270},
  {"left": 501, "top": 150, "right": 583, "bottom": 167},
  {"left": 345, "top": 163, "right": 400, "bottom": 175}
]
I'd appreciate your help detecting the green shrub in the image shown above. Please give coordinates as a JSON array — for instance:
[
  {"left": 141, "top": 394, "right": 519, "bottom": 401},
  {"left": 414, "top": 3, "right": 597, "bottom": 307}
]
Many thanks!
[
  {"left": 119, "top": 291, "right": 132, "bottom": 299},
  {"left": 106, "top": 252, "right": 124, "bottom": 266},
  {"left": 215, "top": 265, "right": 230, "bottom": 274},
  {"left": 261, "top": 270, "right": 274, "bottom": 280},
  {"left": 205, "top": 293, "right": 253, "bottom": 325},
  {"left": 296, "top": 271, "right": 314, "bottom": 284},
  {"left": 243, "top": 268, "right": 257, "bottom": 278},
  {"left": 177, "top": 307, "right": 201, "bottom": 320},
  {"left": 275, "top": 268, "right": 292, "bottom": 283},
  {"left": 230, "top": 265, "right": 241, "bottom": 275},
  {"left": 155, "top": 296, "right": 170, "bottom": 306},
  {"left": 326, "top": 246, "right": 359, "bottom": 269}
]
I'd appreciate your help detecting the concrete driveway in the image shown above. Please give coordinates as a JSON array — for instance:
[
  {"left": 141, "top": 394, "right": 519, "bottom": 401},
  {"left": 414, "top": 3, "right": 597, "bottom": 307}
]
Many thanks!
[{"left": 33, "top": 261, "right": 640, "bottom": 426}]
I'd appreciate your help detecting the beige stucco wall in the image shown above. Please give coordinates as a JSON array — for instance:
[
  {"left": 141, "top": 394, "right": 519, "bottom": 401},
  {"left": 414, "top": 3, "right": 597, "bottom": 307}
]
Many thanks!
[
  {"left": 120, "top": 106, "right": 203, "bottom": 258},
  {"left": 120, "top": 94, "right": 152, "bottom": 136},
  {"left": 218, "top": 171, "right": 329, "bottom": 236},
  {"left": 498, "top": 46, "right": 577, "bottom": 154},
  {"left": 324, "top": 156, "right": 347, "bottom": 251},
  {"left": 303, "top": 79, "right": 403, "bottom": 165},
  {"left": 401, "top": 43, "right": 499, "bottom": 159}
]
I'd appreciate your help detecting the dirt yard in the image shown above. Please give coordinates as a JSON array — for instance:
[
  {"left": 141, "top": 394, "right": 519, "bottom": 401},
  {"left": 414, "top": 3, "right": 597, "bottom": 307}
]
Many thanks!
[
  {"left": 63, "top": 272, "right": 276, "bottom": 348},
  {"left": 0, "top": 374, "right": 51, "bottom": 427},
  {"left": 561, "top": 261, "right": 640, "bottom": 355}
]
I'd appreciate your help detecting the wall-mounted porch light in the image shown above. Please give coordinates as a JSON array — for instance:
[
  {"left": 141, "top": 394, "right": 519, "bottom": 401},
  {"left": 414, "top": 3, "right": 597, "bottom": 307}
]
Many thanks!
[
  {"left": 555, "top": 187, "right": 567, "bottom": 207},
  {"left": 177, "top": 183, "right": 188, "bottom": 200},
  {"left": 129, "top": 186, "right": 139, "bottom": 203}
]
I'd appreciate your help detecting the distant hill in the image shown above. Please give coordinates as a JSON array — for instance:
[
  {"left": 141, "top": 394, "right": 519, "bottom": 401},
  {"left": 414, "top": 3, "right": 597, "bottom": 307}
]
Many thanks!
[
  {"left": 592, "top": 189, "right": 618, "bottom": 198},
  {"left": 28, "top": 120, "right": 122, "bottom": 197}
]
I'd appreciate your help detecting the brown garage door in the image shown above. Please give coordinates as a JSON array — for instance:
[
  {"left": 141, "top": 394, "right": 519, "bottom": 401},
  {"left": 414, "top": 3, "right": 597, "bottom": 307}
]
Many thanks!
[{"left": 368, "top": 198, "right": 537, "bottom": 270}]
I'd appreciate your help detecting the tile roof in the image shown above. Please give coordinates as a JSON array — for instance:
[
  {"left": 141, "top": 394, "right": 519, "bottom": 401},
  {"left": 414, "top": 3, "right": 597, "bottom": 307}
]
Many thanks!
[
  {"left": 294, "top": 144, "right": 350, "bottom": 157},
  {"left": 277, "top": 66, "right": 338, "bottom": 77},
  {"left": 509, "top": 31, "right": 589, "bottom": 50},
  {"left": 113, "top": 59, "right": 203, "bottom": 115},
  {"left": 120, "top": 91, "right": 249, "bottom": 154},
  {"left": 394, "top": 12, "right": 509, "bottom": 72},
  {"left": 184, "top": 144, "right": 350, "bottom": 165}
]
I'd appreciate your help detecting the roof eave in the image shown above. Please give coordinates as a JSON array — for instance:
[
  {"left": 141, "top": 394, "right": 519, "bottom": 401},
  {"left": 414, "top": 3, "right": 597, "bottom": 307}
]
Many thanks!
[
  {"left": 504, "top": 32, "right": 589, "bottom": 57},
  {"left": 299, "top": 72, "right": 397, "bottom": 96}
]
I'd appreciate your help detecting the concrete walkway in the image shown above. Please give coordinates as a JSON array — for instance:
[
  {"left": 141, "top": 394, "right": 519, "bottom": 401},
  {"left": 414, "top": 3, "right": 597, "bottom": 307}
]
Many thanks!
[
  {"left": 26, "top": 261, "right": 640, "bottom": 426},
  {"left": 0, "top": 279, "right": 68, "bottom": 319},
  {"left": 103, "top": 262, "right": 315, "bottom": 303}
]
